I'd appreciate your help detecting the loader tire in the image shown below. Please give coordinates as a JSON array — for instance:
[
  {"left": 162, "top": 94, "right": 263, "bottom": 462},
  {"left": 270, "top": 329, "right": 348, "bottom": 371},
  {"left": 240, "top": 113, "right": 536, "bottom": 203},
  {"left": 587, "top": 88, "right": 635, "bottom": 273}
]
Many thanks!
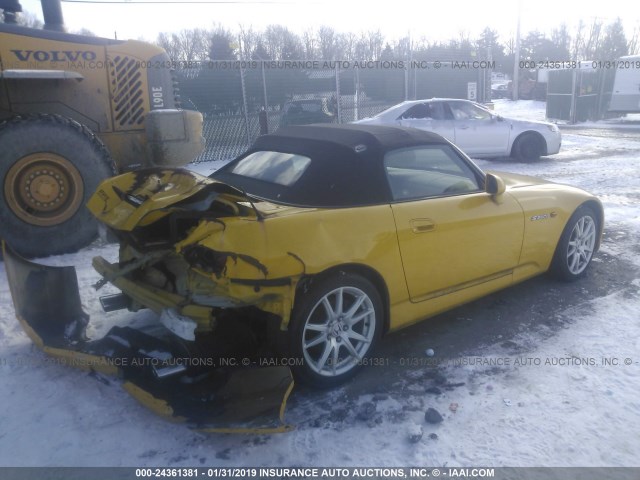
[{"left": 0, "top": 115, "right": 115, "bottom": 258}]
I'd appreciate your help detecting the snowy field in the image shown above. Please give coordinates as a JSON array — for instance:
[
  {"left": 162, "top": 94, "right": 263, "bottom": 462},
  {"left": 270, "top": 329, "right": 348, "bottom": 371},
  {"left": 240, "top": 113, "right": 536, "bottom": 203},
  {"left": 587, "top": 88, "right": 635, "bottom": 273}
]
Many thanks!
[{"left": 1, "top": 101, "right": 639, "bottom": 468}]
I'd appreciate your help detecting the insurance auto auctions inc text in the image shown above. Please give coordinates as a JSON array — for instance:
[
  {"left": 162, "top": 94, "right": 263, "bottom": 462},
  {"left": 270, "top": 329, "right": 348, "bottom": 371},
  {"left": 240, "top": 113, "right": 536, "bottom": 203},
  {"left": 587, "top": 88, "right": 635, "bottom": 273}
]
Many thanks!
[{"left": 253, "top": 467, "right": 495, "bottom": 477}]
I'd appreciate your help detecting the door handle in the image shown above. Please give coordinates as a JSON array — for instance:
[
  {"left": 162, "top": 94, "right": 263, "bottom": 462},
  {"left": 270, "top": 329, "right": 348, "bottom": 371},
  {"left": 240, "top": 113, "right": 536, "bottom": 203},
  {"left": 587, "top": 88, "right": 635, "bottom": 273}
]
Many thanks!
[
  {"left": 410, "top": 219, "right": 435, "bottom": 233},
  {"left": 458, "top": 125, "right": 470, "bottom": 130}
]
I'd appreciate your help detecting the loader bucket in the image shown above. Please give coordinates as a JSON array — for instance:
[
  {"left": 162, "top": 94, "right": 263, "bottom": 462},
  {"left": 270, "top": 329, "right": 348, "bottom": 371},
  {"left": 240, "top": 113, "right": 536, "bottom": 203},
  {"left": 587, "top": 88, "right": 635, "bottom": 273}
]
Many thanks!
[{"left": 1, "top": 241, "right": 294, "bottom": 433}]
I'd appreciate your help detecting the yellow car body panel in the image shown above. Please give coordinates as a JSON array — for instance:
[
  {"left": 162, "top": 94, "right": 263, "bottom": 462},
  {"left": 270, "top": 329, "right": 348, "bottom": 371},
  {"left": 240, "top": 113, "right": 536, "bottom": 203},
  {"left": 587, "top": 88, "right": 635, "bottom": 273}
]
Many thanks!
[
  {"left": 494, "top": 171, "right": 602, "bottom": 283},
  {"left": 87, "top": 165, "right": 602, "bottom": 335},
  {"left": 389, "top": 191, "right": 524, "bottom": 302},
  {"left": 87, "top": 169, "right": 215, "bottom": 231},
  {"left": 187, "top": 204, "right": 406, "bottom": 328}
]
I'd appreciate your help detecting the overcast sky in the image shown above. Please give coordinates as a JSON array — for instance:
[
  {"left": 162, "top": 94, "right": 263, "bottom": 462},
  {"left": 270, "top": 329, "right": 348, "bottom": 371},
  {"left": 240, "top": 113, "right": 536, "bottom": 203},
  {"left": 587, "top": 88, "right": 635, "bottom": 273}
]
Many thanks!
[{"left": 17, "top": 0, "right": 640, "bottom": 48}]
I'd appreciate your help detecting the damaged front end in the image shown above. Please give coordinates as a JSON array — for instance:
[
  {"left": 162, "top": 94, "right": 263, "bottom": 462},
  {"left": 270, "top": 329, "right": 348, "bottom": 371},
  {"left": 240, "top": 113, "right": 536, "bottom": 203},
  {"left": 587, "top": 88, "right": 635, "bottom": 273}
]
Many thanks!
[
  {"left": 88, "top": 168, "right": 305, "bottom": 337},
  {"left": 1, "top": 168, "right": 308, "bottom": 433}
]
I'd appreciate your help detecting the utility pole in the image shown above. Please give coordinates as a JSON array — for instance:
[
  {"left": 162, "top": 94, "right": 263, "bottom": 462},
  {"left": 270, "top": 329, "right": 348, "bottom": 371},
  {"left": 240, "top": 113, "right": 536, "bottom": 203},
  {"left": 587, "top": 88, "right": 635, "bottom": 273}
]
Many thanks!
[{"left": 512, "top": 0, "right": 522, "bottom": 101}]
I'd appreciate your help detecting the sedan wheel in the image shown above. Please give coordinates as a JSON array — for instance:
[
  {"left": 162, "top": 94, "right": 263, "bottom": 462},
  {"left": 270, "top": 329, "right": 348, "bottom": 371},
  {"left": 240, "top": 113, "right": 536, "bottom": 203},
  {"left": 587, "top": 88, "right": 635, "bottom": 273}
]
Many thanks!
[
  {"left": 290, "top": 273, "right": 382, "bottom": 387},
  {"left": 551, "top": 206, "right": 599, "bottom": 281},
  {"left": 513, "top": 133, "right": 543, "bottom": 162}
]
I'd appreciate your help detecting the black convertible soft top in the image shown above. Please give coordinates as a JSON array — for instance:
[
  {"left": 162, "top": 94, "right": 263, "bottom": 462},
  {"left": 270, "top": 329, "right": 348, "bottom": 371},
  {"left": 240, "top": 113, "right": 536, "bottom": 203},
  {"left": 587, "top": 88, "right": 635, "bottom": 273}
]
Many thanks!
[
  {"left": 213, "top": 124, "right": 452, "bottom": 207},
  {"left": 256, "top": 124, "right": 447, "bottom": 151}
]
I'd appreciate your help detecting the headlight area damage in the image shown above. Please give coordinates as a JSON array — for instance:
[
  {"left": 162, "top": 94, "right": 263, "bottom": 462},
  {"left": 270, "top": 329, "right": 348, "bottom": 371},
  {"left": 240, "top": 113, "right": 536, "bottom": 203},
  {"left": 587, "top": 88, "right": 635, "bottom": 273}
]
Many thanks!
[{"left": 2, "top": 168, "right": 304, "bottom": 434}]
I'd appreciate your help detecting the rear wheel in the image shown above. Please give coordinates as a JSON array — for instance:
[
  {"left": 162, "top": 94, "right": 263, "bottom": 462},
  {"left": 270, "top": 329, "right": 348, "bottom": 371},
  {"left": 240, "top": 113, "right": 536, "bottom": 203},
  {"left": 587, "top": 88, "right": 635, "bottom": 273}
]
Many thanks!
[
  {"left": 0, "top": 115, "right": 115, "bottom": 258},
  {"left": 512, "top": 132, "right": 544, "bottom": 162},
  {"left": 289, "top": 272, "right": 383, "bottom": 388},
  {"left": 550, "top": 206, "right": 599, "bottom": 281}
]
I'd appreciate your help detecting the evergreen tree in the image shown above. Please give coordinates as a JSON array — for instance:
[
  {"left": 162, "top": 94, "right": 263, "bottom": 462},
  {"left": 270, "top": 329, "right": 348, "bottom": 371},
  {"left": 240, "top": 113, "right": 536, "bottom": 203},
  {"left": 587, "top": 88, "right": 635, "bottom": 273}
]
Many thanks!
[
  {"left": 598, "top": 18, "right": 628, "bottom": 60},
  {"left": 209, "top": 28, "right": 236, "bottom": 61}
]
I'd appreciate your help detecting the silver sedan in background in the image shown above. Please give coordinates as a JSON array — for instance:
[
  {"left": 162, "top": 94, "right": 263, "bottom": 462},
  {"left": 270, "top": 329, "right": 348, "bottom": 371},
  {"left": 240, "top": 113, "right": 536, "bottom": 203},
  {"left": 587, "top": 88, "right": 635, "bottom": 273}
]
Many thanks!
[{"left": 354, "top": 98, "right": 561, "bottom": 161}]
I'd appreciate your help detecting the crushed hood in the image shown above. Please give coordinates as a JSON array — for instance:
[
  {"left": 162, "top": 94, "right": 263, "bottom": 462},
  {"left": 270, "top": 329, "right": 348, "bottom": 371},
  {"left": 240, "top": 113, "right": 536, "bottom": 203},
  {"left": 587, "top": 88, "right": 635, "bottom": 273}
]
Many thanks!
[{"left": 87, "top": 168, "right": 256, "bottom": 231}]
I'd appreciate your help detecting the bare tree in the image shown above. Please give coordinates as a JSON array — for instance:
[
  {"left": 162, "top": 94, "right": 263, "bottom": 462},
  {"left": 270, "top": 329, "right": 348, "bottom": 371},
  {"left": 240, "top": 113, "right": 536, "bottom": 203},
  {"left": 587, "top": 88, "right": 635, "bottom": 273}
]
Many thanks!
[
  {"left": 341, "top": 32, "right": 358, "bottom": 61},
  {"left": 581, "top": 18, "right": 603, "bottom": 59},
  {"left": 353, "top": 33, "right": 369, "bottom": 61},
  {"left": 394, "top": 35, "right": 411, "bottom": 59},
  {"left": 571, "top": 20, "right": 584, "bottom": 60},
  {"left": 628, "top": 25, "right": 640, "bottom": 55},
  {"left": 458, "top": 30, "right": 471, "bottom": 47},
  {"left": 504, "top": 36, "right": 516, "bottom": 56},
  {"left": 364, "top": 30, "right": 385, "bottom": 60},
  {"left": 551, "top": 24, "right": 571, "bottom": 57},
  {"left": 237, "top": 24, "right": 257, "bottom": 60},
  {"left": 20, "top": 10, "right": 43, "bottom": 28},
  {"left": 157, "top": 32, "right": 181, "bottom": 62},
  {"left": 156, "top": 17, "right": 640, "bottom": 66},
  {"left": 75, "top": 28, "right": 96, "bottom": 37},
  {"left": 1, "top": 9, "right": 43, "bottom": 28},
  {"left": 317, "top": 26, "right": 337, "bottom": 60},
  {"left": 186, "top": 29, "right": 210, "bottom": 61},
  {"left": 302, "top": 30, "right": 318, "bottom": 59},
  {"left": 157, "top": 29, "right": 208, "bottom": 62},
  {"left": 263, "top": 25, "right": 304, "bottom": 60}
]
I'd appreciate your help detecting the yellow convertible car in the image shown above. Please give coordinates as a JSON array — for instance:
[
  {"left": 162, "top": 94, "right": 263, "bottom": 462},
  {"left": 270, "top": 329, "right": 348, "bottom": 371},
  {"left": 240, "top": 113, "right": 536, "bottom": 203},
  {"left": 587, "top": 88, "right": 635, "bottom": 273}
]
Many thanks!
[
  {"left": 91, "top": 124, "right": 602, "bottom": 383},
  {"left": 4, "top": 124, "right": 602, "bottom": 429}
]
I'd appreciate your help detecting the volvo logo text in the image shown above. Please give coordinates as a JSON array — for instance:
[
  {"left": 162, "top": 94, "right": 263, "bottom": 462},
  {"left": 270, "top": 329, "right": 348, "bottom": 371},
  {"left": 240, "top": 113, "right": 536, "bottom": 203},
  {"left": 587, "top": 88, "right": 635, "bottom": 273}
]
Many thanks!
[{"left": 10, "top": 50, "right": 98, "bottom": 62}]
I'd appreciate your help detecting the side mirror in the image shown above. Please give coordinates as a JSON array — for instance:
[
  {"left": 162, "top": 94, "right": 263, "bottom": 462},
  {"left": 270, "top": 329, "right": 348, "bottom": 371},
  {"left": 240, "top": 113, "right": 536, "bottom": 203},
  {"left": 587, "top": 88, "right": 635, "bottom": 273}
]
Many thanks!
[{"left": 485, "top": 173, "right": 506, "bottom": 197}]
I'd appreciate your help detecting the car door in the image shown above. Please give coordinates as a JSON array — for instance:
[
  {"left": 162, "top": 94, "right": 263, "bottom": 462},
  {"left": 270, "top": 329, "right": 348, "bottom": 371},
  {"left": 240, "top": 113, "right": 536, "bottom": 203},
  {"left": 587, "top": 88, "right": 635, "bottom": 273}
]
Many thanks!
[
  {"left": 445, "top": 101, "right": 511, "bottom": 156},
  {"left": 385, "top": 144, "right": 524, "bottom": 302},
  {"left": 398, "top": 102, "right": 456, "bottom": 143}
]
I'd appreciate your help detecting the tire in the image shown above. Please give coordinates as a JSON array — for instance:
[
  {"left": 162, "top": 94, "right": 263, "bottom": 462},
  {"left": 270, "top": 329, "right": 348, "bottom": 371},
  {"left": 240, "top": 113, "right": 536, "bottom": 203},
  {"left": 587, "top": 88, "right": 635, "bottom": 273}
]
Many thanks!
[
  {"left": 550, "top": 206, "right": 599, "bottom": 282},
  {"left": 0, "top": 115, "right": 115, "bottom": 258},
  {"left": 512, "top": 132, "right": 544, "bottom": 162},
  {"left": 289, "top": 272, "right": 383, "bottom": 388}
]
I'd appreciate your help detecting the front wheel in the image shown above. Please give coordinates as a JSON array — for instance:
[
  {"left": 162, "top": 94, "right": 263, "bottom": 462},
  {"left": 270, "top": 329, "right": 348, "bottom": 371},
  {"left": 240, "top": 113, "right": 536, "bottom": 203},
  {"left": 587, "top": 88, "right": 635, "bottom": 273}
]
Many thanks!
[
  {"left": 512, "top": 132, "right": 543, "bottom": 162},
  {"left": 0, "top": 115, "right": 114, "bottom": 258},
  {"left": 289, "top": 272, "right": 383, "bottom": 388},
  {"left": 550, "top": 206, "right": 599, "bottom": 281}
]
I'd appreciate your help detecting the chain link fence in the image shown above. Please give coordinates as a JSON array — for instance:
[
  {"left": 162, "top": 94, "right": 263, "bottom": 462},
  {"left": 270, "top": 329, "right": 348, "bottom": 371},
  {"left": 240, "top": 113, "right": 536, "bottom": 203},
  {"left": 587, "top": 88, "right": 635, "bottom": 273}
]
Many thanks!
[{"left": 176, "top": 61, "right": 489, "bottom": 163}]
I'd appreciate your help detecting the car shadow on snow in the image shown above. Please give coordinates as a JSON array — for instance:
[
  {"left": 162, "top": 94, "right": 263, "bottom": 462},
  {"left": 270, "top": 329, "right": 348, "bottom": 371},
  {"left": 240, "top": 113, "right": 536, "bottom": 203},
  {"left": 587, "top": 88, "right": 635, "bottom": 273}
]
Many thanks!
[{"left": 284, "top": 229, "right": 640, "bottom": 432}]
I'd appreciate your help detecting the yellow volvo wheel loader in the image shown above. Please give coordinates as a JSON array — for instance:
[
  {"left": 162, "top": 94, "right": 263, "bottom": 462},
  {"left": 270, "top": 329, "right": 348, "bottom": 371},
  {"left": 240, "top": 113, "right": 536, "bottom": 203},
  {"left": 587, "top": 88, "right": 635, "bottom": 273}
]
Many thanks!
[
  {"left": 0, "top": 0, "right": 204, "bottom": 258},
  {"left": 1, "top": 1, "right": 294, "bottom": 433}
]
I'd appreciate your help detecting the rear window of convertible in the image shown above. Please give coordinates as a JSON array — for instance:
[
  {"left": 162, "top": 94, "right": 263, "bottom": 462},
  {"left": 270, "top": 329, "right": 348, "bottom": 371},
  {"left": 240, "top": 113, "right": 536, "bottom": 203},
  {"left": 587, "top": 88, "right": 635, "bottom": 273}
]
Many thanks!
[{"left": 230, "top": 151, "right": 312, "bottom": 186}]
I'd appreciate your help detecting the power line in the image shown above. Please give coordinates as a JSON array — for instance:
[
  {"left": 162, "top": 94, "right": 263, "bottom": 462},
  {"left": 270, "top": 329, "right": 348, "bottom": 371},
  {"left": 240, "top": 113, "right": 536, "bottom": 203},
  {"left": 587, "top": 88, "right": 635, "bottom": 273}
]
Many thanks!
[{"left": 60, "top": 0, "right": 296, "bottom": 3}]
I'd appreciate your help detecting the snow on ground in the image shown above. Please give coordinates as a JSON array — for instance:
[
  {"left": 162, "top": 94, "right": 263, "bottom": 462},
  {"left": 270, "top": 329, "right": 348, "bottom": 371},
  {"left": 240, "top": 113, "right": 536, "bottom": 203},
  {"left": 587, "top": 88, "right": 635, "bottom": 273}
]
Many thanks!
[
  {"left": 1, "top": 102, "right": 639, "bottom": 467},
  {"left": 453, "top": 152, "right": 640, "bottom": 466}
]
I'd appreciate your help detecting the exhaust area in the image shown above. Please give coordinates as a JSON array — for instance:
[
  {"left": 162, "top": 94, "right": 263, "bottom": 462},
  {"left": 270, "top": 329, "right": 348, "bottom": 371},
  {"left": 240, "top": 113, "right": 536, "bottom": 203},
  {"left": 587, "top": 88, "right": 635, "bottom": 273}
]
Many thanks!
[{"left": 41, "top": 0, "right": 66, "bottom": 32}]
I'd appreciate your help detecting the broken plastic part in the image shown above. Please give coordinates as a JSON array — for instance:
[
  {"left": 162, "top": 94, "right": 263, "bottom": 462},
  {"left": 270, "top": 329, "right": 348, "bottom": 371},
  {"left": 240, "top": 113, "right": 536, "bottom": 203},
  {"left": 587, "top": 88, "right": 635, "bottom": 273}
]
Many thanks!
[
  {"left": 2, "top": 241, "right": 294, "bottom": 433},
  {"left": 159, "top": 308, "right": 197, "bottom": 341}
]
